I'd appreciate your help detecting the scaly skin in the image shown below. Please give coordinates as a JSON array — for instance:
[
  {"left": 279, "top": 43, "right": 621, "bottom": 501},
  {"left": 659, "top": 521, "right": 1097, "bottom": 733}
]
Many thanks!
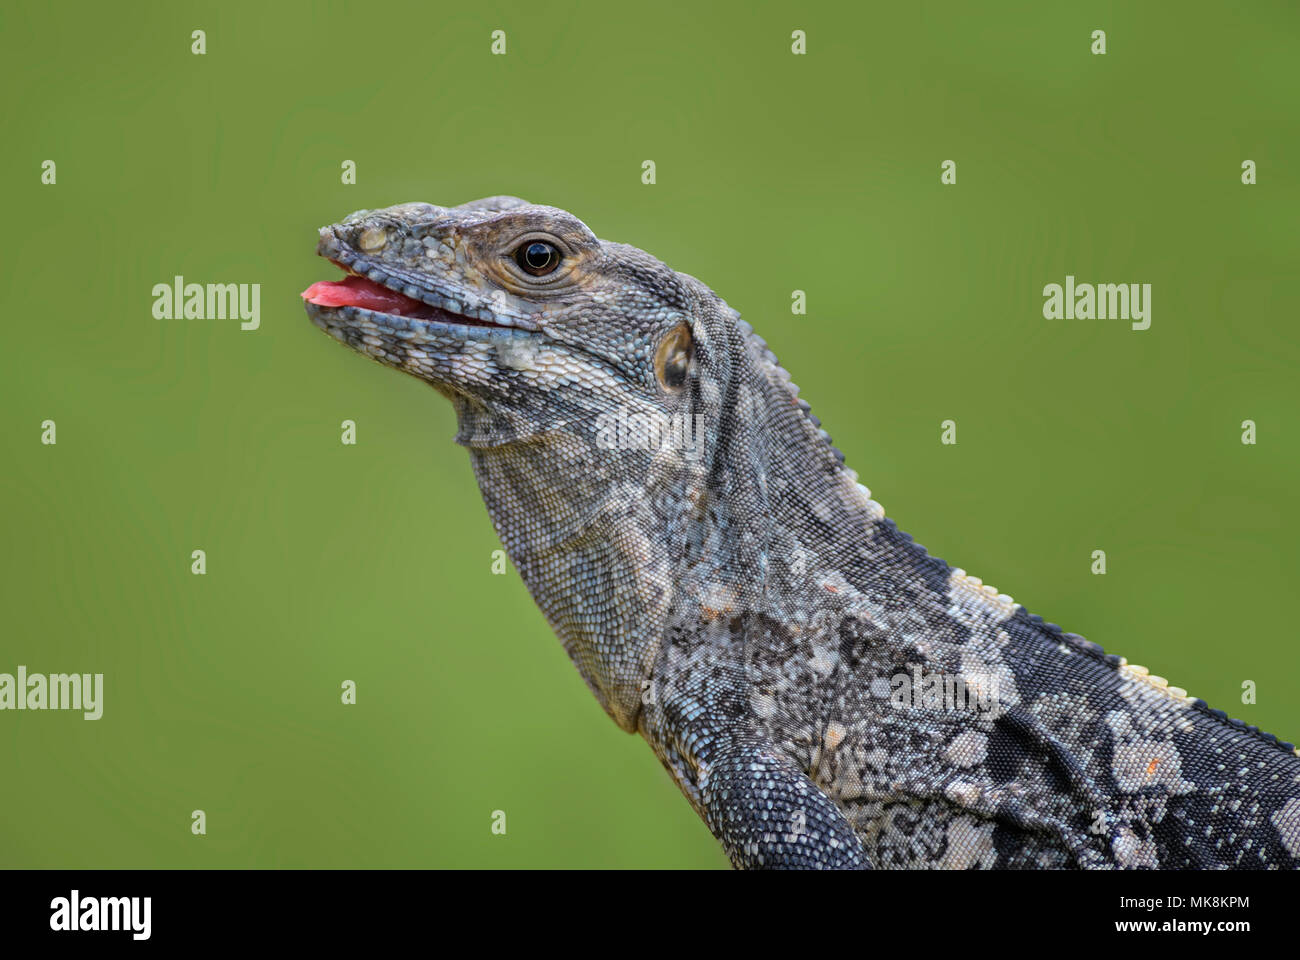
[{"left": 304, "top": 196, "right": 1300, "bottom": 869}]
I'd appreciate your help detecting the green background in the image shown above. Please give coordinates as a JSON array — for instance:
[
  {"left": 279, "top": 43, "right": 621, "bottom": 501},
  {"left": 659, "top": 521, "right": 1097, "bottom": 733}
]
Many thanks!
[{"left": 3, "top": 1, "right": 1297, "bottom": 869}]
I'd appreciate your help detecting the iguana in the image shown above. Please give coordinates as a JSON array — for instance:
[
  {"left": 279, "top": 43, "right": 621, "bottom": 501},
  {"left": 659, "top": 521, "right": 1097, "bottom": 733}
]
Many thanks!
[{"left": 303, "top": 196, "right": 1300, "bottom": 869}]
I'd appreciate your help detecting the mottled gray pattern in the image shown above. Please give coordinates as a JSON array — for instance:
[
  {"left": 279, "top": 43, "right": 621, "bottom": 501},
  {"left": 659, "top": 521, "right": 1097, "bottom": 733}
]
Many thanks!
[{"left": 305, "top": 197, "right": 1300, "bottom": 869}]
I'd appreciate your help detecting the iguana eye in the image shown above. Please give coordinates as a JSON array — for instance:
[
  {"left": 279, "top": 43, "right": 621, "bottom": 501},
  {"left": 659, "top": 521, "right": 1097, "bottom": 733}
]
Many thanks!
[
  {"left": 515, "top": 240, "right": 562, "bottom": 276},
  {"left": 655, "top": 325, "right": 692, "bottom": 390}
]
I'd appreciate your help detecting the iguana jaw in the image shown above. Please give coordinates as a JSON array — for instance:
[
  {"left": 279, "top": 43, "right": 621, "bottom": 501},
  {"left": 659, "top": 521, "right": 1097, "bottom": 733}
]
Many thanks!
[
  {"left": 304, "top": 221, "right": 542, "bottom": 341},
  {"left": 304, "top": 221, "right": 551, "bottom": 399}
]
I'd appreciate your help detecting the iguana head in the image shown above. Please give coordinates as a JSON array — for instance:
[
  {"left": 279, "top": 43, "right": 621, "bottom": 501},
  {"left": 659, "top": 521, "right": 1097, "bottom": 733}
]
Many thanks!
[
  {"left": 305, "top": 196, "right": 857, "bottom": 729},
  {"left": 304, "top": 196, "right": 700, "bottom": 436},
  {"left": 304, "top": 196, "right": 735, "bottom": 728}
]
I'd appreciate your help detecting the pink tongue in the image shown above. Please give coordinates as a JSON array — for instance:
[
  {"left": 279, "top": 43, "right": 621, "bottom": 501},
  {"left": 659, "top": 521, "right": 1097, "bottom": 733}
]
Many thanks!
[{"left": 301, "top": 275, "right": 432, "bottom": 317}]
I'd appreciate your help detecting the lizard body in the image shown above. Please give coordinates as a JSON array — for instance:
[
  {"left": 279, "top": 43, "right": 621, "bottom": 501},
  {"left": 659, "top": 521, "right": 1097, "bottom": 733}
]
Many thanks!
[{"left": 303, "top": 196, "right": 1300, "bottom": 869}]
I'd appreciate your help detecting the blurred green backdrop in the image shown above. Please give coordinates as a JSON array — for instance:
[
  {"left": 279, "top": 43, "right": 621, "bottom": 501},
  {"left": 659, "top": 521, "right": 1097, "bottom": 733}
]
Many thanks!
[{"left": 2, "top": 1, "right": 1297, "bottom": 868}]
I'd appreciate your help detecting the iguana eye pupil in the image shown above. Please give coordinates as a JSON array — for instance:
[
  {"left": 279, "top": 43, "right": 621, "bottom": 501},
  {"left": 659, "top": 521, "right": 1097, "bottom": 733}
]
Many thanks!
[
  {"left": 517, "top": 241, "right": 561, "bottom": 276},
  {"left": 655, "top": 325, "right": 692, "bottom": 390}
]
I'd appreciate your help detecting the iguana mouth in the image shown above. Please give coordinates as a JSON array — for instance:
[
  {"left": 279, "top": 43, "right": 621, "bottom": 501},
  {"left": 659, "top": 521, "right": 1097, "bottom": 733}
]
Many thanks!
[
  {"left": 302, "top": 265, "right": 509, "bottom": 330},
  {"left": 303, "top": 272, "right": 440, "bottom": 318}
]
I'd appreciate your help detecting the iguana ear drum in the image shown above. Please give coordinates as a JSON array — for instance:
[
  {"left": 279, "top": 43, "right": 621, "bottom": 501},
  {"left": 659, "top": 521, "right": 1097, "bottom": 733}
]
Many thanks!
[{"left": 654, "top": 324, "right": 692, "bottom": 390}]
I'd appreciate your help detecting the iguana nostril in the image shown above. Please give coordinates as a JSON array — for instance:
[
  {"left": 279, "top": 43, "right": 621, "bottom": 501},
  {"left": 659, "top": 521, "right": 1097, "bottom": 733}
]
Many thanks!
[{"left": 358, "top": 226, "right": 388, "bottom": 253}]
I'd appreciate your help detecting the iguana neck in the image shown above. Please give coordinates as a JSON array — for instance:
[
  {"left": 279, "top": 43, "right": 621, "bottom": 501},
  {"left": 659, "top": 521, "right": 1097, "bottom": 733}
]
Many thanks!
[{"left": 678, "top": 321, "right": 893, "bottom": 621}]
